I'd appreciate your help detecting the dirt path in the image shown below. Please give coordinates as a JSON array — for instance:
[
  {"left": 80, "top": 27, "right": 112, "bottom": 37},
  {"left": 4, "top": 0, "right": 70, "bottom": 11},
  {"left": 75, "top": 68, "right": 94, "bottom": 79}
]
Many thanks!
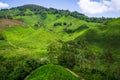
[
  {"left": 66, "top": 68, "right": 79, "bottom": 78},
  {"left": 66, "top": 68, "right": 85, "bottom": 80}
]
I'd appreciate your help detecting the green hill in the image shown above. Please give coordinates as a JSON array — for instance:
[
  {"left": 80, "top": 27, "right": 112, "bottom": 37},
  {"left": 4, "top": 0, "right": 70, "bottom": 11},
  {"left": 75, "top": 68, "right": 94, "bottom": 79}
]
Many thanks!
[
  {"left": 1, "top": 13, "right": 99, "bottom": 50},
  {"left": 0, "top": 18, "right": 24, "bottom": 31},
  {"left": 0, "top": 4, "right": 119, "bottom": 80},
  {"left": 72, "top": 18, "right": 120, "bottom": 80},
  {"left": 25, "top": 64, "right": 80, "bottom": 80}
]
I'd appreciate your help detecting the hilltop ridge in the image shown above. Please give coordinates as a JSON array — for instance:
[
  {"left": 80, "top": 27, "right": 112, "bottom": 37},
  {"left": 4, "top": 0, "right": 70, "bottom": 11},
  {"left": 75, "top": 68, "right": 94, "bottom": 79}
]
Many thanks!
[{"left": 0, "top": 4, "right": 112, "bottom": 23}]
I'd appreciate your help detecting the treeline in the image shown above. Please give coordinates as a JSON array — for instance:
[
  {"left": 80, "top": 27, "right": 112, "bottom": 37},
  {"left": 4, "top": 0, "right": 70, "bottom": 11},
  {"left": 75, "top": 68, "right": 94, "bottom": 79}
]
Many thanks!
[
  {"left": 0, "top": 55, "right": 48, "bottom": 80},
  {"left": 0, "top": 4, "right": 113, "bottom": 23},
  {"left": 48, "top": 40, "right": 119, "bottom": 80}
]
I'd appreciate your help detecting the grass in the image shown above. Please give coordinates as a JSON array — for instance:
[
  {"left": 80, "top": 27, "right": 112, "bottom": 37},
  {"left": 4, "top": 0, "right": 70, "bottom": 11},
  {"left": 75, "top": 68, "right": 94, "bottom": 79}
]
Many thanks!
[
  {"left": 72, "top": 18, "right": 120, "bottom": 80},
  {"left": 13, "top": 15, "right": 41, "bottom": 26},
  {"left": 25, "top": 64, "right": 80, "bottom": 80},
  {"left": 1, "top": 14, "right": 99, "bottom": 50},
  {"left": 0, "top": 12, "right": 120, "bottom": 80}
]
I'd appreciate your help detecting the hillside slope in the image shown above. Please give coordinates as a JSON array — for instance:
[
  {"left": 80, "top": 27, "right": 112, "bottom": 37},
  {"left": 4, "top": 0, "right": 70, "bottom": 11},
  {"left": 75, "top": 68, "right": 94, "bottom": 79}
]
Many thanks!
[
  {"left": 0, "top": 4, "right": 119, "bottom": 80},
  {"left": 25, "top": 64, "right": 80, "bottom": 80},
  {"left": 0, "top": 18, "right": 25, "bottom": 31},
  {"left": 72, "top": 18, "right": 120, "bottom": 80}
]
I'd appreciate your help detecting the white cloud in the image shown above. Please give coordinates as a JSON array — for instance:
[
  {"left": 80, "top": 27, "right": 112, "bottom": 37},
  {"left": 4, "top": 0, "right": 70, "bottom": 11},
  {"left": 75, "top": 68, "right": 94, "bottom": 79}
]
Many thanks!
[
  {"left": 0, "top": 2, "right": 9, "bottom": 9},
  {"left": 78, "top": 0, "right": 120, "bottom": 14}
]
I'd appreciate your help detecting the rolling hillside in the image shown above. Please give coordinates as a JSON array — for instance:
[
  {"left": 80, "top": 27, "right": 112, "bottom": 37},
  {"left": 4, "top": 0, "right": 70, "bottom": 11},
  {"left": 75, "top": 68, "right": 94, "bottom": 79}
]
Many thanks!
[{"left": 0, "top": 4, "right": 119, "bottom": 80}]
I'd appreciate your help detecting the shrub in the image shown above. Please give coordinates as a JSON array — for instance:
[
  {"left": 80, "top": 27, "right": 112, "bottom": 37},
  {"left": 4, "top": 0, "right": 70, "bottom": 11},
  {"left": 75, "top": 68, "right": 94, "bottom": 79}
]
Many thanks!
[
  {"left": 0, "top": 33, "right": 5, "bottom": 40},
  {"left": 9, "top": 66, "right": 28, "bottom": 80},
  {"left": 58, "top": 41, "right": 78, "bottom": 69},
  {"left": 53, "top": 22, "right": 62, "bottom": 26},
  {"left": 63, "top": 22, "right": 67, "bottom": 25},
  {"left": 58, "top": 52, "right": 75, "bottom": 69},
  {"left": 24, "top": 58, "right": 40, "bottom": 71}
]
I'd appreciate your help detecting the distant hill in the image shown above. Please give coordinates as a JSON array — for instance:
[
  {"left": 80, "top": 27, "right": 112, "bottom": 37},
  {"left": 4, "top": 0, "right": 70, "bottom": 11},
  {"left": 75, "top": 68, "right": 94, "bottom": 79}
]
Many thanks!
[{"left": 0, "top": 4, "right": 112, "bottom": 23}]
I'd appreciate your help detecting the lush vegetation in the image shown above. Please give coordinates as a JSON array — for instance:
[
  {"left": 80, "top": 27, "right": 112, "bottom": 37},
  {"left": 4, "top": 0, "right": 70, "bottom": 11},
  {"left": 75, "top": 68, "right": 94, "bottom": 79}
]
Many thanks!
[
  {"left": 0, "top": 4, "right": 120, "bottom": 80},
  {"left": 0, "top": 4, "right": 112, "bottom": 23},
  {"left": 25, "top": 64, "right": 80, "bottom": 80}
]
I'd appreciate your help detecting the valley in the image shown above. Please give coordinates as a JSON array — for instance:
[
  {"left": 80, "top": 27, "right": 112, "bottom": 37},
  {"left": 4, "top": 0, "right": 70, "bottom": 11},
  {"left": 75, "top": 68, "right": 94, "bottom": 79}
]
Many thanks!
[{"left": 0, "top": 4, "right": 120, "bottom": 80}]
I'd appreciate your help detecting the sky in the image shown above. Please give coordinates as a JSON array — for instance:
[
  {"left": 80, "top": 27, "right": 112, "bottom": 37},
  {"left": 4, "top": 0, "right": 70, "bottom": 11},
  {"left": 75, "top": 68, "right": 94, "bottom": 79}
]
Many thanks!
[{"left": 0, "top": 0, "right": 120, "bottom": 17}]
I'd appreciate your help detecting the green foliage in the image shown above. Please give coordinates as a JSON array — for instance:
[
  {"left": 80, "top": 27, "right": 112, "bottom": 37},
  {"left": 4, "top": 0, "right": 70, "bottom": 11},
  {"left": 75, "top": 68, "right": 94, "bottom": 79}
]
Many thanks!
[
  {"left": 25, "top": 64, "right": 80, "bottom": 80},
  {"left": 0, "top": 40, "right": 13, "bottom": 50},
  {"left": 24, "top": 9, "right": 34, "bottom": 16},
  {"left": 58, "top": 41, "right": 79, "bottom": 69},
  {"left": 0, "top": 4, "right": 112, "bottom": 23},
  {"left": 41, "top": 13, "right": 47, "bottom": 20},
  {"left": 73, "top": 19, "right": 120, "bottom": 80},
  {"left": 0, "top": 32, "right": 5, "bottom": 40},
  {"left": 0, "top": 55, "right": 47, "bottom": 80},
  {"left": 56, "top": 14, "right": 62, "bottom": 19},
  {"left": 53, "top": 22, "right": 62, "bottom": 26},
  {"left": 64, "top": 24, "right": 89, "bottom": 33},
  {"left": 32, "top": 21, "right": 45, "bottom": 30},
  {"left": 63, "top": 22, "right": 67, "bottom": 25},
  {"left": 25, "top": 59, "right": 38, "bottom": 69},
  {"left": 9, "top": 65, "right": 28, "bottom": 80},
  {"left": 58, "top": 52, "right": 76, "bottom": 69},
  {"left": 0, "top": 4, "right": 119, "bottom": 80},
  {"left": 47, "top": 42, "right": 62, "bottom": 64},
  {"left": 0, "top": 9, "right": 21, "bottom": 19}
]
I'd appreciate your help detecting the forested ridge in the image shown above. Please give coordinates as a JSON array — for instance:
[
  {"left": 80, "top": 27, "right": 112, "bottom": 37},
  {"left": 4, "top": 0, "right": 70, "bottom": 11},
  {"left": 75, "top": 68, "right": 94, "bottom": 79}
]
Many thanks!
[{"left": 0, "top": 4, "right": 112, "bottom": 23}]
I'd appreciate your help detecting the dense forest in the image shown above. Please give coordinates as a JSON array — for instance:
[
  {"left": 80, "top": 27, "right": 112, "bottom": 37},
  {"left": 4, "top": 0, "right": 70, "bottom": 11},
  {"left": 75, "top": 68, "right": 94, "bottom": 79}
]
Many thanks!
[{"left": 0, "top": 4, "right": 120, "bottom": 80}]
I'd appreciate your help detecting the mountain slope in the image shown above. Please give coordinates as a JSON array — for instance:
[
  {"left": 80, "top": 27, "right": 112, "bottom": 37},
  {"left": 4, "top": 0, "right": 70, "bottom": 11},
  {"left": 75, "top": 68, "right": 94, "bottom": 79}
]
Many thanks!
[
  {"left": 73, "top": 18, "right": 120, "bottom": 80},
  {"left": 0, "top": 4, "right": 119, "bottom": 80}
]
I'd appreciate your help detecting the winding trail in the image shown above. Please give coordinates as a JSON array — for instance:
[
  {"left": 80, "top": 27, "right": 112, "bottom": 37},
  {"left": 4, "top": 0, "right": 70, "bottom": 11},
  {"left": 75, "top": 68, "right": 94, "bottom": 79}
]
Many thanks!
[
  {"left": 66, "top": 68, "right": 85, "bottom": 80},
  {"left": 66, "top": 68, "right": 79, "bottom": 78}
]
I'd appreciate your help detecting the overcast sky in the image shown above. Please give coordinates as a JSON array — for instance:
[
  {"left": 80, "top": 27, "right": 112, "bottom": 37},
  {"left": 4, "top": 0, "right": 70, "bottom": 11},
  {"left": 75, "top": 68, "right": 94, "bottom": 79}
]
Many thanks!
[{"left": 0, "top": 0, "right": 120, "bottom": 17}]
